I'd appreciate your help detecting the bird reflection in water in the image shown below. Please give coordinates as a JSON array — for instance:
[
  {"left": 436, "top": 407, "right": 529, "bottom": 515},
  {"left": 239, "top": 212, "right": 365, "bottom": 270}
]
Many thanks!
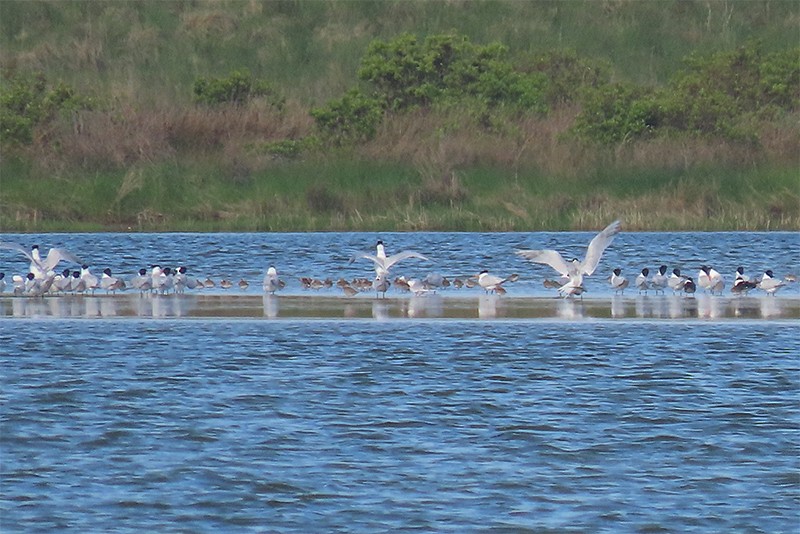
[
  {"left": 406, "top": 294, "right": 443, "bottom": 318},
  {"left": 760, "top": 296, "right": 782, "bottom": 318},
  {"left": 611, "top": 295, "right": 625, "bottom": 318},
  {"left": 697, "top": 294, "right": 725, "bottom": 319},
  {"left": 478, "top": 294, "right": 499, "bottom": 318},
  {"left": 372, "top": 300, "right": 390, "bottom": 320},
  {"left": 263, "top": 294, "right": 279, "bottom": 318},
  {"left": 557, "top": 298, "right": 585, "bottom": 320}
]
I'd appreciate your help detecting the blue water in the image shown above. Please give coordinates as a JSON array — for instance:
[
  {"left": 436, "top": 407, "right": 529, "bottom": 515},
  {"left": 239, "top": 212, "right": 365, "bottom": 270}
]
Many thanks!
[
  {"left": 1, "top": 231, "right": 798, "bottom": 296},
  {"left": 1, "top": 231, "right": 799, "bottom": 532},
  {"left": 1, "top": 320, "right": 798, "bottom": 532}
]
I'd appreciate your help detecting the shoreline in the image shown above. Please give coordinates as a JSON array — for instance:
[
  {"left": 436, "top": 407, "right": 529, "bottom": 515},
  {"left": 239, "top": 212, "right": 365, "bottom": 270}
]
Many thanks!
[{"left": 2, "top": 293, "right": 798, "bottom": 321}]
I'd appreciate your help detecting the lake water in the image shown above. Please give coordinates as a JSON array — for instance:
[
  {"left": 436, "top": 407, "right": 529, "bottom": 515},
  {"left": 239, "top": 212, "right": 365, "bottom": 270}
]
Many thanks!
[{"left": 1, "top": 231, "right": 799, "bottom": 532}]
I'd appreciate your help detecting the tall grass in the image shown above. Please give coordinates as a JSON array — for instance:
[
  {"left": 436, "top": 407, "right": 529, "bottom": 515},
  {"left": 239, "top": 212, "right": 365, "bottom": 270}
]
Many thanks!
[
  {"left": 2, "top": 0, "right": 797, "bottom": 102},
  {"left": 1, "top": 0, "right": 798, "bottom": 232}
]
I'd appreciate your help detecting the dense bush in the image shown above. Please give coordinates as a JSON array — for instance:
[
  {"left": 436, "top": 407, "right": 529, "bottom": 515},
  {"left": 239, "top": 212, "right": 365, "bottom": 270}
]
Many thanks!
[
  {"left": 526, "top": 49, "right": 611, "bottom": 107},
  {"left": 193, "top": 69, "right": 284, "bottom": 109},
  {"left": 574, "top": 44, "right": 800, "bottom": 143},
  {"left": 313, "top": 32, "right": 549, "bottom": 140},
  {"left": 310, "top": 89, "right": 384, "bottom": 143},
  {"left": 573, "top": 83, "right": 661, "bottom": 143},
  {"left": 0, "top": 72, "right": 92, "bottom": 145},
  {"left": 358, "top": 33, "right": 547, "bottom": 113}
]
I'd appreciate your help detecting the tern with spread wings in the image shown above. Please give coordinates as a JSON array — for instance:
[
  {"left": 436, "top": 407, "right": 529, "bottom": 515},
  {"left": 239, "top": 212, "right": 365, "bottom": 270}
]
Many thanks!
[
  {"left": 516, "top": 220, "right": 621, "bottom": 294},
  {"left": 0, "top": 242, "right": 83, "bottom": 279},
  {"left": 349, "top": 240, "right": 430, "bottom": 276}
]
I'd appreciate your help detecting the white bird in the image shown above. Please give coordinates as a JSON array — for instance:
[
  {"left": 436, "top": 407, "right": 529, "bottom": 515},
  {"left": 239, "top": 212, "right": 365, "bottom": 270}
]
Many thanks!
[
  {"left": 516, "top": 220, "right": 621, "bottom": 290},
  {"left": 151, "top": 265, "right": 173, "bottom": 294},
  {"left": 609, "top": 268, "right": 629, "bottom": 294},
  {"left": 757, "top": 270, "right": 786, "bottom": 295},
  {"left": 130, "top": 268, "right": 152, "bottom": 294},
  {"left": 635, "top": 268, "right": 651, "bottom": 294},
  {"left": 0, "top": 242, "right": 82, "bottom": 279},
  {"left": 407, "top": 278, "right": 431, "bottom": 296},
  {"left": 80, "top": 265, "right": 100, "bottom": 294},
  {"left": 174, "top": 266, "right": 200, "bottom": 293},
  {"left": 477, "top": 270, "right": 510, "bottom": 294},
  {"left": 52, "top": 268, "right": 72, "bottom": 294},
  {"left": 0, "top": 273, "right": 5, "bottom": 294},
  {"left": 12, "top": 274, "right": 26, "bottom": 295},
  {"left": 668, "top": 268, "right": 686, "bottom": 293},
  {"left": 699, "top": 266, "right": 724, "bottom": 294},
  {"left": 651, "top": 265, "right": 668, "bottom": 294},
  {"left": 263, "top": 266, "right": 283, "bottom": 295},
  {"left": 558, "top": 282, "right": 586, "bottom": 299},
  {"left": 349, "top": 240, "right": 429, "bottom": 276},
  {"left": 100, "top": 268, "right": 125, "bottom": 293},
  {"left": 69, "top": 271, "right": 86, "bottom": 294}
]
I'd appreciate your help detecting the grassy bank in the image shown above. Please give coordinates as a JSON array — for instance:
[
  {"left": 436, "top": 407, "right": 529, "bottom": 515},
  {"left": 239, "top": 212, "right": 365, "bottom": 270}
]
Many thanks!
[
  {"left": 3, "top": 151, "right": 798, "bottom": 232},
  {"left": 1, "top": 0, "right": 799, "bottom": 232}
]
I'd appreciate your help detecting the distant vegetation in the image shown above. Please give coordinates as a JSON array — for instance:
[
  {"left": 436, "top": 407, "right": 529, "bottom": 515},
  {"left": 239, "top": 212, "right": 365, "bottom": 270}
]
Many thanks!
[{"left": 1, "top": 0, "right": 798, "bottom": 231}]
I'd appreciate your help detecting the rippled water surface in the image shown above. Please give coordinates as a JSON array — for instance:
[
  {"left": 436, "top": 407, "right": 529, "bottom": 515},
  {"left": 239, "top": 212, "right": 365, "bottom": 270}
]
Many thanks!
[
  {"left": 2, "top": 321, "right": 799, "bottom": 532},
  {"left": 1, "top": 232, "right": 799, "bottom": 532},
  {"left": 1, "top": 231, "right": 798, "bottom": 297}
]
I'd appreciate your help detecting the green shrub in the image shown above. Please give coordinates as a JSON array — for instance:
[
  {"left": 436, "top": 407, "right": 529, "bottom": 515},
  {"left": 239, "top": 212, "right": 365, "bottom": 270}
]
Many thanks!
[
  {"left": 193, "top": 69, "right": 284, "bottom": 109},
  {"left": 527, "top": 49, "right": 611, "bottom": 107},
  {"left": 358, "top": 32, "right": 547, "bottom": 113},
  {"left": 573, "top": 83, "right": 660, "bottom": 143},
  {"left": 0, "top": 72, "right": 92, "bottom": 145},
  {"left": 574, "top": 43, "right": 799, "bottom": 143},
  {"left": 258, "top": 138, "right": 306, "bottom": 160},
  {"left": 310, "top": 89, "right": 384, "bottom": 143}
]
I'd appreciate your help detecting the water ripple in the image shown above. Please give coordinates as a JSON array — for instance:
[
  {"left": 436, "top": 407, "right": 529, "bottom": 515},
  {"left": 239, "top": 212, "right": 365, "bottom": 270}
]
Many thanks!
[{"left": 1, "top": 320, "right": 798, "bottom": 532}]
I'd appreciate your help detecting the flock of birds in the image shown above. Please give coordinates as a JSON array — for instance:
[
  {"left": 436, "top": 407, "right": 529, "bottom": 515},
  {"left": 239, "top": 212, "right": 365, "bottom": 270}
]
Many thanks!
[{"left": 0, "top": 221, "right": 796, "bottom": 300}]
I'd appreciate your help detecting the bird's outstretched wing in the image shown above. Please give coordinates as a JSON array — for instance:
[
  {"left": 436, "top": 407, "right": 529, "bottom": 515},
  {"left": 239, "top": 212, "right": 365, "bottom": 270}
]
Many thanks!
[
  {"left": 383, "top": 251, "right": 429, "bottom": 271},
  {"left": 349, "top": 252, "right": 381, "bottom": 266},
  {"left": 581, "top": 220, "right": 621, "bottom": 276},
  {"left": 0, "top": 241, "right": 35, "bottom": 262},
  {"left": 43, "top": 247, "right": 83, "bottom": 271},
  {"left": 516, "top": 249, "right": 571, "bottom": 276}
]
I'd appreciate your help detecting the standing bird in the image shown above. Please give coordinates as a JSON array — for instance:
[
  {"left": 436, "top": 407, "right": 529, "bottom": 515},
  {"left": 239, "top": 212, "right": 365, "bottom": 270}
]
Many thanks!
[
  {"left": 651, "top": 265, "right": 668, "bottom": 294},
  {"left": 635, "top": 268, "right": 651, "bottom": 294},
  {"left": 263, "top": 266, "right": 284, "bottom": 295},
  {"left": 734, "top": 266, "right": 750, "bottom": 285},
  {"left": 757, "top": 270, "right": 786, "bottom": 295},
  {"left": 668, "top": 268, "right": 687, "bottom": 293},
  {"left": 100, "top": 268, "right": 125, "bottom": 293},
  {"left": 516, "top": 220, "right": 621, "bottom": 294},
  {"left": 698, "top": 266, "right": 724, "bottom": 294},
  {"left": 373, "top": 272, "right": 391, "bottom": 298},
  {"left": 80, "top": 265, "right": 100, "bottom": 294},
  {"left": 731, "top": 278, "right": 757, "bottom": 296},
  {"left": 477, "top": 270, "right": 511, "bottom": 294},
  {"left": 609, "top": 268, "right": 629, "bottom": 294},
  {"left": 0, "top": 272, "right": 5, "bottom": 294},
  {"left": 683, "top": 277, "right": 697, "bottom": 296},
  {"left": 130, "top": 268, "right": 152, "bottom": 294}
]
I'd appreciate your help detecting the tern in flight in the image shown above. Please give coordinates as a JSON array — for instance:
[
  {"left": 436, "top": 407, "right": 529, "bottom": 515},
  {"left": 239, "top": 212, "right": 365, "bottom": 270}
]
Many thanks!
[
  {"left": 349, "top": 240, "right": 430, "bottom": 276},
  {"left": 516, "top": 220, "right": 621, "bottom": 294},
  {"left": 0, "top": 242, "right": 82, "bottom": 279}
]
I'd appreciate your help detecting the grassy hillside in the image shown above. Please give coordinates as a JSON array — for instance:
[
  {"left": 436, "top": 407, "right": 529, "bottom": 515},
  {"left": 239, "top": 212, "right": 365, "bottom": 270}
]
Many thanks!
[{"left": 1, "top": 0, "right": 799, "bottom": 231}]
